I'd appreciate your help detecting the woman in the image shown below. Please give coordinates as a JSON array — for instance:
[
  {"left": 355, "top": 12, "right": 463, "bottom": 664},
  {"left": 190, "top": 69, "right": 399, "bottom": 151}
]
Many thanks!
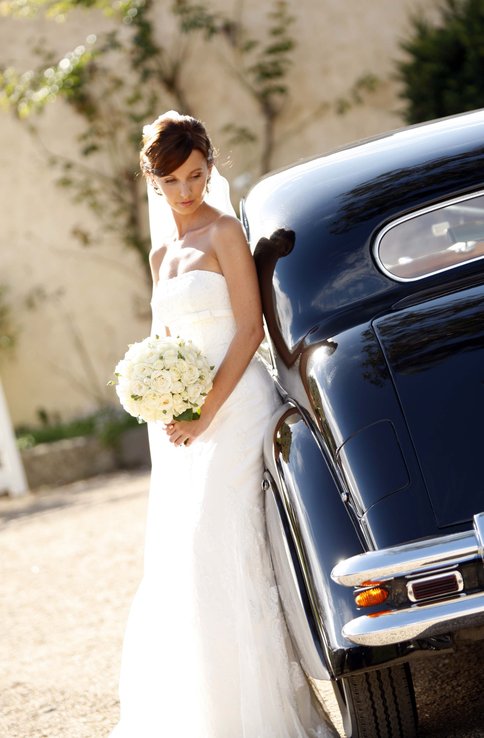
[{"left": 111, "top": 111, "right": 337, "bottom": 738}]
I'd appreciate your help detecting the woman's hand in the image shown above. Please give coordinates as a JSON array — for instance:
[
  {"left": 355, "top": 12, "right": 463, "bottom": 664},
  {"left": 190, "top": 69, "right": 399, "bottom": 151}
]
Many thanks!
[{"left": 164, "top": 413, "right": 212, "bottom": 447}]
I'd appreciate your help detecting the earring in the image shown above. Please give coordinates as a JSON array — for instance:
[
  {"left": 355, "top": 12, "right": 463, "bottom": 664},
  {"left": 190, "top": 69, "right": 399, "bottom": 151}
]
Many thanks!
[
  {"left": 206, "top": 176, "right": 211, "bottom": 194},
  {"left": 151, "top": 181, "right": 164, "bottom": 197}
]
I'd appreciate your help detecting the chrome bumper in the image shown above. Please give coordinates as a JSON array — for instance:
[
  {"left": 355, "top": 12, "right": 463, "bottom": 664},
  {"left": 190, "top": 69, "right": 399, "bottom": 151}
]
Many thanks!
[{"left": 331, "top": 512, "right": 484, "bottom": 646}]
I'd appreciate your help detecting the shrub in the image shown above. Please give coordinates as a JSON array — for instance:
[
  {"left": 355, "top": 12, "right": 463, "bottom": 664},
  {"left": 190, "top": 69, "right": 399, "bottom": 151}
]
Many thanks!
[
  {"left": 398, "top": 0, "right": 484, "bottom": 124},
  {"left": 16, "top": 406, "right": 139, "bottom": 449}
]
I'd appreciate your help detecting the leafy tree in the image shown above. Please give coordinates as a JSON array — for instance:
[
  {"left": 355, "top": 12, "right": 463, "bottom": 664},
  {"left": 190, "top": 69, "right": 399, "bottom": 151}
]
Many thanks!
[{"left": 398, "top": 0, "right": 484, "bottom": 124}]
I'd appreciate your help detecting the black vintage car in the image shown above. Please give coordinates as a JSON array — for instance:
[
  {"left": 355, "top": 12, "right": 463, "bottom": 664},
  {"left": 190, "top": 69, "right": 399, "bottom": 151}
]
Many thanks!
[{"left": 241, "top": 109, "right": 484, "bottom": 738}]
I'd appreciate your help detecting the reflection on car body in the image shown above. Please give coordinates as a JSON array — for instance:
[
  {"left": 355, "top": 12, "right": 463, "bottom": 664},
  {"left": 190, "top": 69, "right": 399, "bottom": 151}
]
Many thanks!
[{"left": 242, "top": 108, "right": 484, "bottom": 738}]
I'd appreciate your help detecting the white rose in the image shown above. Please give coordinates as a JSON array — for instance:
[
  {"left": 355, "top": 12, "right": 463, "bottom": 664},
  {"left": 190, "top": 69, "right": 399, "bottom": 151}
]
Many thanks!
[
  {"left": 114, "top": 358, "right": 129, "bottom": 377},
  {"left": 117, "top": 390, "right": 141, "bottom": 418},
  {"left": 142, "top": 348, "right": 163, "bottom": 364},
  {"left": 139, "top": 391, "right": 173, "bottom": 422},
  {"left": 115, "top": 374, "right": 131, "bottom": 392},
  {"left": 175, "top": 358, "right": 188, "bottom": 374},
  {"left": 181, "top": 364, "right": 200, "bottom": 385},
  {"left": 129, "top": 379, "right": 147, "bottom": 398},
  {"left": 171, "top": 380, "right": 184, "bottom": 394},
  {"left": 127, "top": 361, "right": 145, "bottom": 381},
  {"left": 169, "top": 366, "right": 181, "bottom": 381},
  {"left": 151, "top": 369, "right": 173, "bottom": 394},
  {"left": 182, "top": 347, "right": 198, "bottom": 365},
  {"left": 163, "top": 348, "right": 179, "bottom": 368},
  {"left": 126, "top": 342, "right": 147, "bottom": 363},
  {"left": 186, "top": 382, "right": 203, "bottom": 403},
  {"left": 132, "top": 363, "right": 153, "bottom": 381},
  {"left": 172, "top": 393, "right": 188, "bottom": 416}
]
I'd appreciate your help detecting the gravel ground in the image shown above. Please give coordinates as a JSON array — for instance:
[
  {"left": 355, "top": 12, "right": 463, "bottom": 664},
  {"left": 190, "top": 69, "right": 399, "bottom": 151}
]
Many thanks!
[
  {"left": 0, "top": 471, "right": 148, "bottom": 738},
  {"left": 1, "top": 470, "right": 484, "bottom": 738}
]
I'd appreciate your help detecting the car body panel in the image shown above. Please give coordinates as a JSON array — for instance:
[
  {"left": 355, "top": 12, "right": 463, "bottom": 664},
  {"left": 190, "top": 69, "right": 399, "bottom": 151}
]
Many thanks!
[
  {"left": 244, "top": 109, "right": 484, "bottom": 361},
  {"left": 263, "top": 403, "right": 422, "bottom": 676},
  {"left": 304, "top": 332, "right": 437, "bottom": 548},
  {"left": 241, "top": 109, "right": 484, "bottom": 681},
  {"left": 373, "top": 283, "right": 484, "bottom": 528}
]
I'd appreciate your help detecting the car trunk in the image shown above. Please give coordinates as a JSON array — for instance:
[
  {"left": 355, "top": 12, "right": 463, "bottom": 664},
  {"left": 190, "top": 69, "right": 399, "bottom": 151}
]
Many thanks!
[{"left": 373, "top": 282, "right": 484, "bottom": 528}]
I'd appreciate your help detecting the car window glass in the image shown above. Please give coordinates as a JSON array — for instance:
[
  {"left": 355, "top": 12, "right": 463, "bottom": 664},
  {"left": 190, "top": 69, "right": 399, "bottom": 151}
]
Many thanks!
[{"left": 376, "top": 192, "right": 484, "bottom": 280}]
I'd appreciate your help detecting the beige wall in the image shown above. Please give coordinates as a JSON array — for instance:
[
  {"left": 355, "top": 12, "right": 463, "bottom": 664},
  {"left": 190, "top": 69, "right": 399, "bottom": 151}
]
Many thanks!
[{"left": 0, "top": 0, "right": 441, "bottom": 425}]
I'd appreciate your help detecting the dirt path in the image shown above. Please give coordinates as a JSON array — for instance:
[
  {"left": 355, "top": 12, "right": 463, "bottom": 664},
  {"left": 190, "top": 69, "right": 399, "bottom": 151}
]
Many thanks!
[
  {"left": 1, "top": 470, "right": 484, "bottom": 738},
  {"left": 0, "top": 471, "right": 148, "bottom": 738}
]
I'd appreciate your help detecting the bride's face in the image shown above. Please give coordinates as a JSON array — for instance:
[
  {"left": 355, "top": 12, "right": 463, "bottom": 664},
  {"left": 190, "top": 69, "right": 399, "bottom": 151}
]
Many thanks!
[{"left": 152, "top": 149, "right": 211, "bottom": 215}]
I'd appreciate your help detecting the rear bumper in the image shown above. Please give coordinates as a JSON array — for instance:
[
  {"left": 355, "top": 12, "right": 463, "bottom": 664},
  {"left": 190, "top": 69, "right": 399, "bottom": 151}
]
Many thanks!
[{"left": 331, "top": 512, "right": 484, "bottom": 646}]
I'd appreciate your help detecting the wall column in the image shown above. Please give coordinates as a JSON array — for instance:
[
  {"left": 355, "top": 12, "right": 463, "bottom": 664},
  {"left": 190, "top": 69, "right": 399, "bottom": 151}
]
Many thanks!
[{"left": 0, "top": 378, "right": 28, "bottom": 496}]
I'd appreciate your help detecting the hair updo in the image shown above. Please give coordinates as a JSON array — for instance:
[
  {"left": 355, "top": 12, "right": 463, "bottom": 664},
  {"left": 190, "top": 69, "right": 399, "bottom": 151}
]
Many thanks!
[{"left": 140, "top": 112, "right": 215, "bottom": 179}]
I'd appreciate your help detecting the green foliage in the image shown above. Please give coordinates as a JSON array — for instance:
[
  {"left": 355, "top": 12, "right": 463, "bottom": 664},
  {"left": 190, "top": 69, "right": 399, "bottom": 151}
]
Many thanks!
[
  {"left": 0, "top": 0, "right": 194, "bottom": 278},
  {"left": 0, "top": 0, "right": 299, "bottom": 276},
  {"left": 0, "top": 41, "right": 98, "bottom": 118},
  {"left": 15, "top": 405, "right": 139, "bottom": 448},
  {"left": 174, "top": 0, "right": 296, "bottom": 172},
  {"left": 0, "top": 0, "right": 136, "bottom": 19},
  {"left": 398, "top": 0, "right": 484, "bottom": 124},
  {"left": 334, "top": 73, "right": 380, "bottom": 116},
  {"left": 0, "top": 0, "right": 377, "bottom": 274},
  {"left": 0, "top": 285, "right": 17, "bottom": 356}
]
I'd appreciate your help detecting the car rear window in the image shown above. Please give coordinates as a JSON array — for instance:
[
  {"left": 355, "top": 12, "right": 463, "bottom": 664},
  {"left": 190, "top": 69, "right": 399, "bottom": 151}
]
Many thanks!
[{"left": 375, "top": 191, "right": 484, "bottom": 281}]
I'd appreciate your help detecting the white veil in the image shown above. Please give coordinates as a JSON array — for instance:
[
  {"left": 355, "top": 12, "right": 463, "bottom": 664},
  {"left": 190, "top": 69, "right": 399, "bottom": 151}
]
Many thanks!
[{"left": 144, "top": 112, "right": 236, "bottom": 251}]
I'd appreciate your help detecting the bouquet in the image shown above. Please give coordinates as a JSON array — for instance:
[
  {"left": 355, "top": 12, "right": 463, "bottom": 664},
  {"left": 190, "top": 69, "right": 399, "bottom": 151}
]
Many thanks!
[{"left": 110, "top": 335, "right": 214, "bottom": 423}]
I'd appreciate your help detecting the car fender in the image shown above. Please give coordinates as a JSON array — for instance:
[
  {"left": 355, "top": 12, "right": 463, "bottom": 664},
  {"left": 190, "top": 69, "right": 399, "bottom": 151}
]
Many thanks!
[{"left": 263, "top": 401, "right": 366, "bottom": 678}]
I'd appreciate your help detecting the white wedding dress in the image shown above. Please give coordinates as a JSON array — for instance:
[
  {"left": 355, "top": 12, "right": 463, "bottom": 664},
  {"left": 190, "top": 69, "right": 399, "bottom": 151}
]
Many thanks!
[{"left": 110, "top": 269, "right": 337, "bottom": 738}]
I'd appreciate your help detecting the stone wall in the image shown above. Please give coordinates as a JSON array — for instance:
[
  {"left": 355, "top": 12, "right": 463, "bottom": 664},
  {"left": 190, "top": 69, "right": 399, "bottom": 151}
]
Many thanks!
[
  {"left": 19, "top": 426, "right": 150, "bottom": 490},
  {"left": 0, "top": 0, "right": 442, "bottom": 425}
]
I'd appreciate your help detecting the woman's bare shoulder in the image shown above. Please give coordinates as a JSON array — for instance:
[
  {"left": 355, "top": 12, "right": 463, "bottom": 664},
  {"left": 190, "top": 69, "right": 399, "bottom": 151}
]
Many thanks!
[
  {"left": 210, "top": 213, "right": 246, "bottom": 244},
  {"left": 209, "top": 213, "right": 257, "bottom": 282}
]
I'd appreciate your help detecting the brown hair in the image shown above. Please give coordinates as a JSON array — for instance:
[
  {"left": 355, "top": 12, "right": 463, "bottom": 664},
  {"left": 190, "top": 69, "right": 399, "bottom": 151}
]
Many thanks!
[{"left": 140, "top": 113, "right": 214, "bottom": 178}]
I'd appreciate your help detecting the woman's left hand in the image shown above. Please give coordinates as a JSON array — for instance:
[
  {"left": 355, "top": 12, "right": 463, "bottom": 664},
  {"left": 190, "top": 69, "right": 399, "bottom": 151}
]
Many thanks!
[{"left": 164, "top": 416, "right": 211, "bottom": 447}]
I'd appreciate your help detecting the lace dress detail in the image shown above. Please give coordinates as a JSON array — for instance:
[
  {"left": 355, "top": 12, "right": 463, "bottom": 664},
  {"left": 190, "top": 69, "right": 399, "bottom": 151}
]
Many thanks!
[{"left": 111, "top": 270, "right": 337, "bottom": 738}]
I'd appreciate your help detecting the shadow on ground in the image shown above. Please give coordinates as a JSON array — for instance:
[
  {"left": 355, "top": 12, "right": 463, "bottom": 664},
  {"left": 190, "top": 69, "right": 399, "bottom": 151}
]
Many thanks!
[{"left": 412, "top": 639, "right": 484, "bottom": 737}]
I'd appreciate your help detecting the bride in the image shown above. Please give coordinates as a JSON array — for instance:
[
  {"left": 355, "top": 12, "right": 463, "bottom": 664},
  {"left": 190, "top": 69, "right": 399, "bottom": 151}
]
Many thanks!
[{"left": 110, "top": 111, "right": 338, "bottom": 738}]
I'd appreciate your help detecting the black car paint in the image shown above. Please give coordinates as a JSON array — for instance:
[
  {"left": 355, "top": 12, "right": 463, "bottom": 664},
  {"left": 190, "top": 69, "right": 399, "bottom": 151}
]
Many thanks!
[
  {"left": 244, "top": 111, "right": 484, "bottom": 352},
  {"left": 242, "top": 110, "right": 484, "bottom": 678},
  {"left": 374, "top": 284, "right": 484, "bottom": 529}
]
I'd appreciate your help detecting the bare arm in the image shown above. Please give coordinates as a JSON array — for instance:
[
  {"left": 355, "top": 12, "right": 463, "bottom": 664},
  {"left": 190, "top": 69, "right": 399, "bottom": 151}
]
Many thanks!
[
  {"left": 200, "top": 216, "right": 265, "bottom": 424},
  {"left": 167, "top": 216, "right": 264, "bottom": 445}
]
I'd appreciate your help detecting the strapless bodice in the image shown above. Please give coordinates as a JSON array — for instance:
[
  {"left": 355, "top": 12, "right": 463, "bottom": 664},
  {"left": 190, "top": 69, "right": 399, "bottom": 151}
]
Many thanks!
[{"left": 150, "top": 270, "right": 237, "bottom": 368}]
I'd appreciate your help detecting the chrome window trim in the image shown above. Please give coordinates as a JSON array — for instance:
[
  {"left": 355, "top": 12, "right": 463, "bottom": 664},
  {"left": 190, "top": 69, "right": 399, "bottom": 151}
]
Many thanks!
[{"left": 373, "top": 188, "right": 484, "bottom": 283}]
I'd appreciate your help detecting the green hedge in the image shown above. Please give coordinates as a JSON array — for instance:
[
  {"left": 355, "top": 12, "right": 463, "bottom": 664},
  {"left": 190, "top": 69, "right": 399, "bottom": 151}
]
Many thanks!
[{"left": 16, "top": 407, "right": 139, "bottom": 450}]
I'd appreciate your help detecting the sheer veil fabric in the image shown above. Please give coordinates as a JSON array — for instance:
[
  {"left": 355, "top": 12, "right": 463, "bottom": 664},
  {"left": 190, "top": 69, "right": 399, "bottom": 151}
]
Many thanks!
[{"left": 110, "top": 115, "right": 338, "bottom": 738}]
